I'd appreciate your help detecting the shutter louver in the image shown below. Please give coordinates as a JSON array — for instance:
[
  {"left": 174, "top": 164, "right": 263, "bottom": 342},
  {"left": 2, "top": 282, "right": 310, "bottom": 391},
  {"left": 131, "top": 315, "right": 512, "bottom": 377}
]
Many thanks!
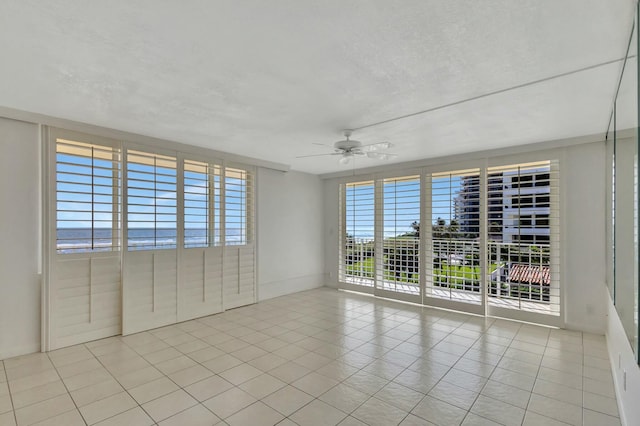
[
  {"left": 225, "top": 167, "right": 253, "bottom": 246},
  {"left": 126, "top": 150, "right": 177, "bottom": 250},
  {"left": 427, "top": 169, "right": 482, "bottom": 304},
  {"left": 379, "top": 175, "right": 421, "bottom": 295},
  {"left": 487, "top": 161, "right": 560, "bottom": 315},
  {"left": 340, "top": 181, "right": 375, "bottom": 287},
  {"left": 51, "top": 135, "right": 122, "bottom": 349},
  {"left": 56, "top": 139, "right": 121, "bottom": 253},
  {"left": 184, "top": 159, "right": 221, "bottom": 248}
]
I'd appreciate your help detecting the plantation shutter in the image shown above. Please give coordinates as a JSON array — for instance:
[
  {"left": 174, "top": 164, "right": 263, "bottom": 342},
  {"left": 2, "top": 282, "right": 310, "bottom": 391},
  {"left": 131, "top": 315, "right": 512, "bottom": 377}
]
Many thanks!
[
  {"left": 49, "top": 132, "right": 122, "bottom": 349},
  {"left": 179, "top": 159, "right": 223, "bottom": 320},
  {"left": 122, "top": 149, "right": 178, "bottom": 334},
  {"left": 223, "top": 166, "right": 256, "bottom": 310},
  {"left": 486, "top": 161, "right": 560, "bottom": 317},
  {"left": 339, "top": 180, "right": 375, "bottom": 291},
  {"left": 377, "top": 175, "right": 421, "bottom": 299},
  {"left": 426, "top": 168, "right": 482, "bottom": 307}
]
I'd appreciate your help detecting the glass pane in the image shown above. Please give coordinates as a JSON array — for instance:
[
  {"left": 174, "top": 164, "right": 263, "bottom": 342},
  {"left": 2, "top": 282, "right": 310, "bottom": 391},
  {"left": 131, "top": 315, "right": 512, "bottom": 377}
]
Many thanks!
[
  {"left": 126, "top": 150, "right": 177, "bottom": 250},
  {"left": 613, "top": 11, "right": 639, "bottom": 356},
  {"left": 429, "top": 169, "right": 481, "bottom": 304},
  {"left": 56, "top": 139, "right": 121, "bottom": 254},
  {"left": 343, "top": 181, "right": 375, "bottom": 287},
  {"left": 380, "top": 176, "right": 420, "bottom": 295}
]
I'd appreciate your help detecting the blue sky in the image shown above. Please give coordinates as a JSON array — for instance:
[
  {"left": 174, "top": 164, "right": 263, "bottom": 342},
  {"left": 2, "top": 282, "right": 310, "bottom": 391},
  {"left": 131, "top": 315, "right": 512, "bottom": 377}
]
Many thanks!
[
  {"left": 56, "top": 152, "right": 247, "bottom": 236},
  {"left": 345, "top": 175, "right": 466, "bottom": 239}
]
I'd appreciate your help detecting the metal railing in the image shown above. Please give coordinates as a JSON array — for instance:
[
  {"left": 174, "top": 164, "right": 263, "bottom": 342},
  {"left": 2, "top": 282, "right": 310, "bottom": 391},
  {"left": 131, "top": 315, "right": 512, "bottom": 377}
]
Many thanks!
[
  {"left": 343, "top": 239, "right": 554, "bottom": 304},
  {"left": 343, "top": 238, "right": 375, "bottom": 286},
  {"left": 430, "top": 239, "right": 481, "bottom": 294},
  {"left": 488, "top": 241, "right": 552, "bottom": 303}
]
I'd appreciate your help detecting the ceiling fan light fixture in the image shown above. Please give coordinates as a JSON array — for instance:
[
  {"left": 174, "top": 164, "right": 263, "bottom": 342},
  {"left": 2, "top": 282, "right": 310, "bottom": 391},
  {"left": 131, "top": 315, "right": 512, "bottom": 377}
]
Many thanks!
[
  {"left": 366, "top": 151, "right": 390, "bottom": 160},
  {"left": 338, "top": 154, "right": 352, "bottom": 165},
  {"left": 366, "top": 151, "right": 380, "bottom": 159}
]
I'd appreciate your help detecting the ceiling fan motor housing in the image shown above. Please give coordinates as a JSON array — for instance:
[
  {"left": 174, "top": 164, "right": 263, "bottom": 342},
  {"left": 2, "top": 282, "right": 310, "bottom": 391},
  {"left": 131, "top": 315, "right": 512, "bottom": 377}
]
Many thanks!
[{"left": 334, "top": 139, "right": 362, "bottom": 152}]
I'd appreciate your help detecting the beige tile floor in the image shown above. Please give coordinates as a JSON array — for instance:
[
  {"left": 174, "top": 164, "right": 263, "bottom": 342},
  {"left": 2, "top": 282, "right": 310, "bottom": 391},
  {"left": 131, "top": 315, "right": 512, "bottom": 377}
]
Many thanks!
[{"left": 0, "top": 288, "right": 620, "bottom": 426}]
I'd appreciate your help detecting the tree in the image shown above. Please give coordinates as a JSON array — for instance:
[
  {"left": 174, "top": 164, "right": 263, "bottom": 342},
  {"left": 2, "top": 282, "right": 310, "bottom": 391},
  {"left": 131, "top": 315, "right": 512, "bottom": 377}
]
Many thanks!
[
  {"left": 398, "top": 220, "right": 420, "bottom": 238},
  {"left": 410, "top": 221, "right": 420, "bottom": 237}
]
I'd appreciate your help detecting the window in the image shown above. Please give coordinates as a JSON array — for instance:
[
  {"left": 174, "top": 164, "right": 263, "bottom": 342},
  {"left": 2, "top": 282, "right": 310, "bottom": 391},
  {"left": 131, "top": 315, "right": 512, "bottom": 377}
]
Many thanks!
[
  {"left": 338, "top": 159, "right": 561, "bottom": 319},
  {"left": 56, "top": 139, "right": 120, "bottom": 253},
  {"left": 126, "top": 150, "right": 177, "bottom": 250},
  {"left": 430, "top": 169, "right": 481, "bottom": 296},
  {"left": 536, "top": 214, "right": 550, "bottom": 227},
  {"left": 535, "top": 173, "right": 550, "bottom": 187},
  {"left": 487, "top": 161, "right": 559, "bottom": 309},
  {"left": 512, "top": 174, "right": 533, "bottom": 188},
  {"left": 380, "top": 176, "right": 420, "bottom": 293},
  {"left": 184, "top": 159, "right": 221, "bottom": 248},
  {"left": 519, "top": 215, "right": 532, "bottom": 227},
  {"left": 512, "top": 196, "right": 533, "bottom": 208},
  {"left": 224, "top": 167, "right": 253, "bottom": 245},
  {"left": 341, "top": 180, "right": 375, "bottom": 285},
  {"left": 536, "top": 195, "right": 550, "bottom": 208}
]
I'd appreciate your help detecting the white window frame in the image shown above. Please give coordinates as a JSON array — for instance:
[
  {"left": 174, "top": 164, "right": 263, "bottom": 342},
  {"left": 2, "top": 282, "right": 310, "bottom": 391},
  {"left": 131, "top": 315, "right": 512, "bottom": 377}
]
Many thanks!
[
  {"left": 337, "top": 153, "right": 564, "bottom": 327},
  {"left": 43, "top": 128, "right": 258, "bottom": 349}
]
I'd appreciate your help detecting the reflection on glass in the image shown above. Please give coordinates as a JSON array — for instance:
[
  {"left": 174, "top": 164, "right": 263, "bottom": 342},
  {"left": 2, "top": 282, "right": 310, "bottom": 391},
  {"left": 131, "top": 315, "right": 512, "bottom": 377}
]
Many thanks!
[{"left": 612, "top": 8, "right": 638, "bottom": 359}]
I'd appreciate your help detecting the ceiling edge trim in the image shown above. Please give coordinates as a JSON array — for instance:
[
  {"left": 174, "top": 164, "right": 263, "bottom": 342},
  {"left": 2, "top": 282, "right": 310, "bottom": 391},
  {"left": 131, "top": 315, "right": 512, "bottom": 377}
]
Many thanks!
[{"left": 0, "top": 105, "right": 291, "bottom": 173}]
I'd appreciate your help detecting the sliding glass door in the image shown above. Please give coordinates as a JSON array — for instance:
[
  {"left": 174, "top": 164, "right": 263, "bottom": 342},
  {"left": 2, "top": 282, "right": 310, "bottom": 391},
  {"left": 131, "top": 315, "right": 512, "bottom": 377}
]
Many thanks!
[
  {"left": 424, "top": 168, "right": 484, "bottom": 315},
  {"left": 375, "top": 175, "right": 421, "bottom": 303},
  {"left": 340, "top": 180, "right": 375, "bottom": 294},
  {"left": 338, "top": 159, "right": 562, "bottom": 326},
  {"left": 486, "top": 161, "right": 561, "bottom": 326}
]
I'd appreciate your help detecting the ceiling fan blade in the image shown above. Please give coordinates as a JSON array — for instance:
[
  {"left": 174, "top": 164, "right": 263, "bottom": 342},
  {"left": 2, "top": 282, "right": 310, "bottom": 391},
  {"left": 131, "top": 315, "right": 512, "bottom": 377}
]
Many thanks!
[
  {"left": 312, "top": 142, "right": 333, "bottom": 147},
  {"left": 366, "top": 151, "right": 398, "bottom": 160},
  {"left": 295, "top": 153, "right": 341, "bottom": 159},
  {"left": 361, "top": 141, "right": 393, "bottom": 151}
]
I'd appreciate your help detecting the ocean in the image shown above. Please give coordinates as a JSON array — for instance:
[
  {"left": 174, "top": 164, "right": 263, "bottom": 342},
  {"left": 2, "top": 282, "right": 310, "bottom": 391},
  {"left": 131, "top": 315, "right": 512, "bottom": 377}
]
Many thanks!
[{"left": 57, "top": 228, "right": 243, "bottom": 252}]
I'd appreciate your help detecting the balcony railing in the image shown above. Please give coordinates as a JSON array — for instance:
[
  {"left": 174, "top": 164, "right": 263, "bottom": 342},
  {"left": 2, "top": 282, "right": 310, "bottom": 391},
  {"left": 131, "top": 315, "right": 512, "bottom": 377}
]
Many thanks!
[
  {"left": 342, "top": 239, "right": 553, "bottom": 305},
  {"left": 380, "top": 237, "right": 420, "bottom": 294},
  {"left": 343, "top": 238, "right": 375, "bottom": 286},
  {"left": 431, "top": 239, "right": 481, "bottom": 294},
  {"left": 488, "top": 241, "right": 551, "bottom": 303}
]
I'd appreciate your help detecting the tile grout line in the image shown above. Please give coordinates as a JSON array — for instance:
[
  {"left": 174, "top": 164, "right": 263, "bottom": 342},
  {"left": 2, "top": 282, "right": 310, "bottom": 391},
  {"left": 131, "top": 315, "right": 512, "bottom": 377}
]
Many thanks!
[
  {"left": 0, "top": 289, "right": 621, "bottom": 426},
  {"left": 520, "top": 329, "right": 550, "bottom": 425},
  {"left": 92, "top": 332, "right": 216, "bottom": 425},
  {"left": 43, "top": 349, "right": 89, "bottom": 425},
  {"left": 1, "top": 361, "right": 19, "bottom": 426},
  {"left": 453, "top": 320, "right": 521, "bottom": 426}
]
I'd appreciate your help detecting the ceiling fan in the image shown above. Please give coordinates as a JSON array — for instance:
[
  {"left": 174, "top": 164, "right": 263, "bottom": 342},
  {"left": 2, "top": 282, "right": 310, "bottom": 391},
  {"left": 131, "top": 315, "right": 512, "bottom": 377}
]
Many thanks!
[{"left": 297, "top": 130, "right": 396, "bottom": 164}]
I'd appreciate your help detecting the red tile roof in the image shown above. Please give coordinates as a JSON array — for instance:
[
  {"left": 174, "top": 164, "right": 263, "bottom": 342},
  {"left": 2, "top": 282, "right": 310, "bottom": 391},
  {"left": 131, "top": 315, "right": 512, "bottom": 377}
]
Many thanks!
[{"left": 508, "top": 264, "right": 550, "bottom": 286}]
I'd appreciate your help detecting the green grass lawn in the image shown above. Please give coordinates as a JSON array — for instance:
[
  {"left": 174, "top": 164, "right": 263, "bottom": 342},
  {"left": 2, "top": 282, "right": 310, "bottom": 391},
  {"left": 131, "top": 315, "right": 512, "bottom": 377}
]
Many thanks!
[
  {"left": 346, "top": 256, "right": 496, "bottom": 290},
  {"left": 345, "top": 256, "right": 375, "bottom": 278}
]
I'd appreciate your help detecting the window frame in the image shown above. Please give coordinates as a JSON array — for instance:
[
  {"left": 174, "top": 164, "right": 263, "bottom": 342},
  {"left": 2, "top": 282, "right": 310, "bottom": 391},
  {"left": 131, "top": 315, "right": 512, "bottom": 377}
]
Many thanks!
[
  {"left": 124, "top": 146, "right": 178, "bottom": 251},
  {"left": 337, "top": 154, "right": 563, "bottom": 327},
  {"left": 53, "top": 130, "right": 122, "bottom": 255}
]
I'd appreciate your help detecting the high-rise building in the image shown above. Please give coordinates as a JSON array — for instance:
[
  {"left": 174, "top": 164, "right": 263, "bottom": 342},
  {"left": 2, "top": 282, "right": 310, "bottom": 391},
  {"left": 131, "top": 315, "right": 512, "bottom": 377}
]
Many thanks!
[{"left": 456, "top": 167, "right": 551, "bottom": 244}]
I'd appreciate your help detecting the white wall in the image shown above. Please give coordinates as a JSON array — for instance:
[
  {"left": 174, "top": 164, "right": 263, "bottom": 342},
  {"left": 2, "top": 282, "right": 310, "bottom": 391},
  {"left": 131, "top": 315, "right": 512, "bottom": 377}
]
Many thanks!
[
  {"left": 562, "top": 142, "right": 607, "bottom": 333},
  {"left": 257, "top": 168, "right": 325, "bottom": 300},
  {"left": 322, "top": 141, "right": 608, "bottom": 333},
  {"left": 0, "top": 118, "right": 41, "bottom": 359},
  {"left": 323, "top": 179, "right": 340, "bottom": 289}
]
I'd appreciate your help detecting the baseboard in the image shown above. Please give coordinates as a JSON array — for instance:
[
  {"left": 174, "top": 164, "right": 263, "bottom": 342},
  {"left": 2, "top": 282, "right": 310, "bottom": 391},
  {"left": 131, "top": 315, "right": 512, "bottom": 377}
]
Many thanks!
[
  {"left": 258, "top": 273, "right": 325, "bottom": 301},
  {"left": 564, "top": 320, "right": 606, "bottom": 335},
  {"left": 0, "top": 342, "right": 41, "bottom": 361}
]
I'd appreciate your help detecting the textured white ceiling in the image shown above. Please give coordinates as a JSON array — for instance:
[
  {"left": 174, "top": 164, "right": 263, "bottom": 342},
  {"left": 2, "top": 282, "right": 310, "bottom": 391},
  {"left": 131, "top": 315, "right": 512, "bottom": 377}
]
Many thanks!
[{"left": 0, "top": 0, "right": 636, "bottom": 174}]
